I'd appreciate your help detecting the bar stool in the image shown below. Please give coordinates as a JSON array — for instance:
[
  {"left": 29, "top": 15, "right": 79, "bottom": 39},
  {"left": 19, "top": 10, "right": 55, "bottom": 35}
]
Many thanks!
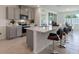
[
  {"left": 48, "top": 33, "right": 59, "bottom": 54},
  {"left": 63, "top": 27, "right": 69, "bottom": 43},
  {"left": 57, "top": 28, "right": 66, "bottom": 48}
]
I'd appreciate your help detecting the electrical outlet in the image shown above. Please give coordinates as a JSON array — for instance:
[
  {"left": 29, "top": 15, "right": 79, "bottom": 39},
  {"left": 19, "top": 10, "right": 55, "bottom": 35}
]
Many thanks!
[{"left": 0, "top": 33, "right": 1, "bottom": 35}]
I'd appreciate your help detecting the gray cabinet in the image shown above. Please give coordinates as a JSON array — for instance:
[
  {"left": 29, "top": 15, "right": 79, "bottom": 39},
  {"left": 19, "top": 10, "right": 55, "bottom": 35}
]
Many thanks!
[
  {"left": 28, "top": 8, "right": 35, "bottom": 20},
  {"left": 9, "top": 26, "right": 17, "bottom": 38},
  {"left": 6, "top": 6, "right": 35, "bottom": 20},
  {"left": 7, "top": 6, "right": 20, "bottom": 20},
  {"left": 7, "top": 7, "right": 15, "bottom": 19},
  {"left": 26, "top": 30, "right": 33, "bottom": 50},
  {"left": 21, "top": 8, "right": 28, "bottom": 15},
  {"left": 16, "top": 26, "right": 22, "bottom": 37},
  {"left": 6, "top": 26, "right": 17, "bottom": 39},
  {"left": 14, "top": 7, "right": 20, "bottom": 20},
  {"left": 6, "top": 26, "right": 22, "bottom": 39}
]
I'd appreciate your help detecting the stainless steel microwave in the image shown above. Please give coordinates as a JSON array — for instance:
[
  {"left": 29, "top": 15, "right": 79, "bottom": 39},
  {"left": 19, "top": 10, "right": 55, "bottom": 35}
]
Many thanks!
[{"left": 20, "top": 14, "right": 28, "bottom": 20}]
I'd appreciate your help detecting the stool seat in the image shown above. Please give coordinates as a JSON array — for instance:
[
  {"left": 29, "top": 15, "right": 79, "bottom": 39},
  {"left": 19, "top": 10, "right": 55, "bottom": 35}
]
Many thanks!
[
  {"left": 48, "top": 33, "right": 59, "bottom": 41},
  {"left": 48, "top": 33, "right": 59, "bottom": 54}
]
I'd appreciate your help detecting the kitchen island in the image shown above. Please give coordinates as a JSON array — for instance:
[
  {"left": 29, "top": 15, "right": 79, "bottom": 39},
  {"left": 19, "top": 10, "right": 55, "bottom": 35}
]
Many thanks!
[{"left": 26, "top": 26, "right": 59, "bottom": 53}]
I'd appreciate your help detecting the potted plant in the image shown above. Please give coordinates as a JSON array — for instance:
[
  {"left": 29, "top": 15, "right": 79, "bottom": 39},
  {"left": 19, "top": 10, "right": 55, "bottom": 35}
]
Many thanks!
[
  {"left": 10, "top": 19, "right": 15, "bottom": 24},
  {"left": 30, "top": 19, "right": 34, "bottom": 24}
]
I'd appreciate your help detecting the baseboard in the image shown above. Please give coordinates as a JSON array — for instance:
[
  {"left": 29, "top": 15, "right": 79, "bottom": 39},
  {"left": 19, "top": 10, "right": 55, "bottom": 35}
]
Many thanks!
[{"left": 0, "top": 38, "right": 6, "bottom": 41}]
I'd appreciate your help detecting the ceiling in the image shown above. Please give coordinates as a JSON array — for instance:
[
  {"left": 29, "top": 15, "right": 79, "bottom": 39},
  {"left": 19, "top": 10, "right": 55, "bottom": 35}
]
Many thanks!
[
  {"left": 25, "top": 5, "right": 79, "bottom": 12},
  {"left": 40, "top": 5, "right": 79, "bottom": 12},
  {"left": 23, "top": 5, "right": 39, "bottom": 8}
]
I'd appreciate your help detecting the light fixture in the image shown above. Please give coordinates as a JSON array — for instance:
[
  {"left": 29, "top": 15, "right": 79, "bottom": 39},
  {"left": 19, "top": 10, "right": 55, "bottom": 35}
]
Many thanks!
[
  {"left": 20, "top": 20, "right": 25, "bottom": 22},
  {"left": 66, "top": 8, "right": 70, "bottom": 11},
  {"left": 76, "top": 14, "right": 79, "bottom": 17}
]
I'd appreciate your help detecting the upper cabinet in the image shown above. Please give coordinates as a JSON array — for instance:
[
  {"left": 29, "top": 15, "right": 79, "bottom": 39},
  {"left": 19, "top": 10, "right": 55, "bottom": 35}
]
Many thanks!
[
  {"left": 14, "top": 7, "right": 20, "bottom": 20},
  {"left": 21, "top": 8, "right": 28, "bottom": 15},
  {"left": 6, "top": 6, "right": 20, "bottom": 20},
  {"left": 28, "top": 8, "right": 35, "bottom": 20},
  {"left": 6, "top": 6, "right": 35, "bottom": 20},
  {"left": 7, "top": 7, "right": 15, "bottom": 19}
]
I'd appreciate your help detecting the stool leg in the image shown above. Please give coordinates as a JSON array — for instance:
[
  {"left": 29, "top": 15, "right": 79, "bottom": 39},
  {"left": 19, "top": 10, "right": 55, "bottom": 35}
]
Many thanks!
[
  {"left": 51, "top": 40, "right": 58, "bottom": 54},
  {"left": 60, "top": 39, "right": 62, "bottom": 46},
  {"left": 59, "top": 39, "right": 65, "bottom": 48},
  {"left": 52, "top": 40, "right": 54, "bottom": 53}
]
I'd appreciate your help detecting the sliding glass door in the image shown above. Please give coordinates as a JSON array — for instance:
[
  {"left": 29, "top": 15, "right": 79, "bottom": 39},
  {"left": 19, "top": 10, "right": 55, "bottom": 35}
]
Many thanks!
[{"left": 65, "top": 14, "right": 79, "bottom": 31}]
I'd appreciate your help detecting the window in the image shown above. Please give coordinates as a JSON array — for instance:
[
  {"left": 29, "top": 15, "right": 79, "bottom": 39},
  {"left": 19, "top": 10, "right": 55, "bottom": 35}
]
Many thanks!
[
  {"left": 48, "top": 13, "right": 57, "bottom": 25},
  {"left": 65, "top": 14, "right": 79, "bottom": 25},
  {"left": 40, "top": 11, "right": 57, "bottom": 26},
  {"left": 40, "top": 13, "right": 47, "bottom": 26}
]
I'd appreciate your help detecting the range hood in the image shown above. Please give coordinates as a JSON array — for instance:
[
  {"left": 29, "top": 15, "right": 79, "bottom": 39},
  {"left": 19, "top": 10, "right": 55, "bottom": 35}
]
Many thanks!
[{"left": 18, "top": 5, "right": 28, "bottom": 20}]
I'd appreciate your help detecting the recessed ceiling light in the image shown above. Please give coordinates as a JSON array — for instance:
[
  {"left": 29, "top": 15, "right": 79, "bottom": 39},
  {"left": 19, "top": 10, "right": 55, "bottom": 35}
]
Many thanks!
[
  {"left": 65, "top": 8, "right": 70, "bottom": 11},
  {"left": 20, "top": 20, "right": 25, "bottom": 22}
]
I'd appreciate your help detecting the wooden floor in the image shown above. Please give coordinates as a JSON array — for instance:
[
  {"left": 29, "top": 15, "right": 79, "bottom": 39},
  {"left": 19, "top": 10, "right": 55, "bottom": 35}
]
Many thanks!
[
  {"left": 0, "top": 37, "right": 32, "bottom": 54},
  {"left": 40, "top": 31, "right": 79, "bottom": 54},
  {"left": 0, "top": 31, "right": 79, "bottom": 54}
]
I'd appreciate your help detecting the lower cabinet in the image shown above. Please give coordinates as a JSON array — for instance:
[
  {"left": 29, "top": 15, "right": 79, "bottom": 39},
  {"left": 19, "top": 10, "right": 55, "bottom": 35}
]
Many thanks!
[
  {"left": 26, "top": 30, "right": 33, "bottom": 50},
  {"left": 16, "top": 26, "right": 22, "bottom": 37},
  {"left": 9, "top": 26, "right": 17, "bottom": 39},
  {"left": 6, "top": 26, "right": 22, "bottom": 39}
]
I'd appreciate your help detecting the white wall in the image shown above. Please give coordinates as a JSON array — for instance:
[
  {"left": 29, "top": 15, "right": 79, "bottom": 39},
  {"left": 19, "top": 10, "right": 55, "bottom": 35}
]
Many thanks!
[
  {"left": 0, "top": 6, "right": 6, "bottom": 40},
  {"left": 0, "top": 5, "right": 20, "bottom": 40}
]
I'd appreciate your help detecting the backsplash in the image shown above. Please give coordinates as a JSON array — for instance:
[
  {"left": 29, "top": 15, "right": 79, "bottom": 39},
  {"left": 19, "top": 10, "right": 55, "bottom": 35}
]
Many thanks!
[{"left": 7, "top": 19, "right": 34, "bottom": 26}]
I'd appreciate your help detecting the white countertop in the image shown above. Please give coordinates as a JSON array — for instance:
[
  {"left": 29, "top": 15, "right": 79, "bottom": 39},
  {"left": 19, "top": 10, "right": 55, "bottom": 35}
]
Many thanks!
[{"left": 25, "top": 25, "right": 59, "bottom": 33}]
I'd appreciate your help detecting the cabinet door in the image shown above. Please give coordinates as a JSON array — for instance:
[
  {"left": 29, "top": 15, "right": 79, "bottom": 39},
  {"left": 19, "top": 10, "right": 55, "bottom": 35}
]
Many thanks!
[
  {"left": 28, "top": 9, "right": 32, "bottom": 20},
  {"left": 7, "top": 7, "right": 15, "bottom": 19},
  {"left": 9, "top": 26, "right": 17, "bottom": 38},
  {"left": 28, "top": 8, "right": 34, "bottom": 20},
  {"left": 21, "top": 9, "right": 28, "bottom": 15},
  {"left": 16, "top": 26, "right": 22, "bottom": 37},
  {"left": 14, "top": 8, "right": 20, "bottom": 20},
  {"left": 21, "top": 9, "right": 25, "bottom": 15},
  {"left": 26, "top": 30, "right": 33, "bottom": 50}
]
